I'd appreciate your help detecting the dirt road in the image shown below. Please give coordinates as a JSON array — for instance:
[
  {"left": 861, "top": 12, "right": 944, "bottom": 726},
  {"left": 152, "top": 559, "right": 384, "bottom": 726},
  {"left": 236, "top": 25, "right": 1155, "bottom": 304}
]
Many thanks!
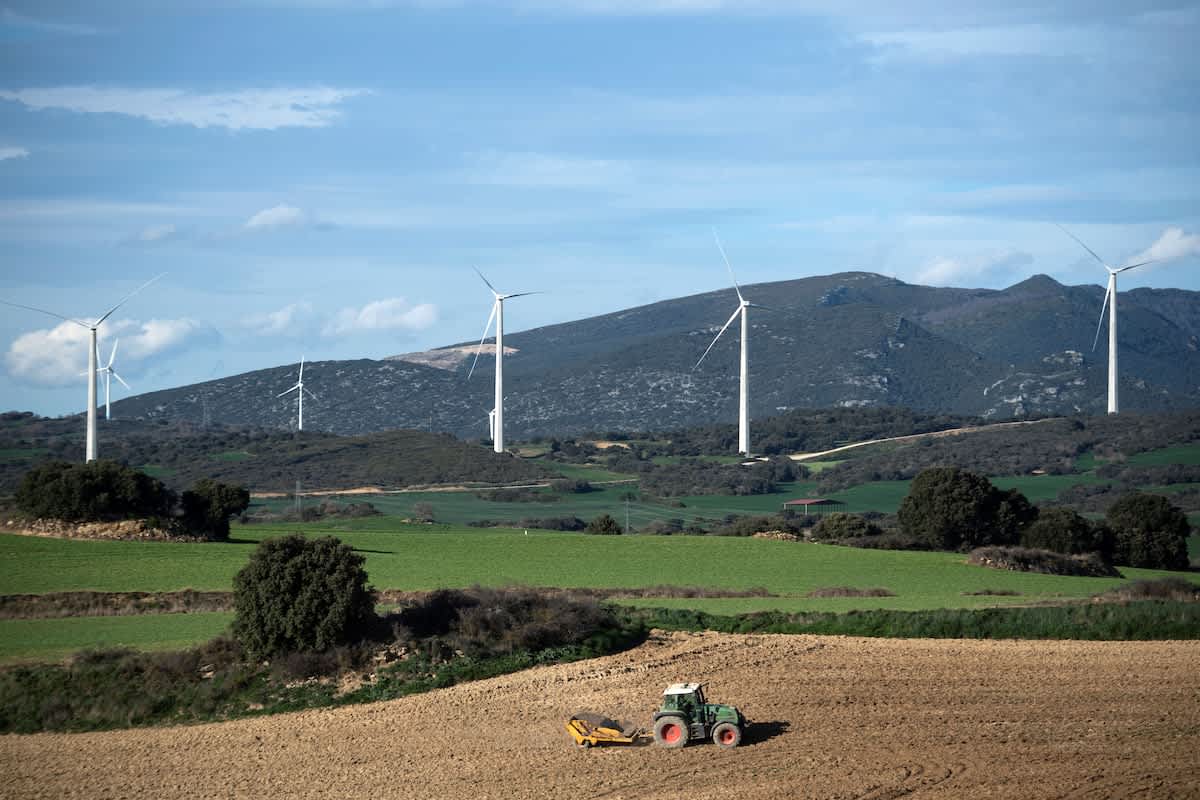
[{"left": 3, "top": 631, "right": 1198, "bottom": 799}]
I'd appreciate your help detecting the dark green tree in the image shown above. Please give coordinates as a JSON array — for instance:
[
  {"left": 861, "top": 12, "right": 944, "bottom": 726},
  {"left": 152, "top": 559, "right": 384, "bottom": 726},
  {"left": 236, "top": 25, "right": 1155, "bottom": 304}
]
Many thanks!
[
  {"left": 14, "top": 460, "right": 173, "bottom": 522},
  {"left": 179, "top": 479, "right": 250, "bottom": 541},
  {"left": 1106, "top": 493, "right": 1191, "bottom": 571},
  {"left": 810, "top": 512, "right": 883, "bottom": 541},
  {"left": 584, "top": 513, "right": 623, "bottom": 535},
  {"left": 232, "top": 534, "right": 376, "bottom": 658},
  {"left": 897, "top": 467, "right": 1035, "bottom": 551},
  {"left": 1021, "top": 507, "right": 1114, "bottom": 561}
]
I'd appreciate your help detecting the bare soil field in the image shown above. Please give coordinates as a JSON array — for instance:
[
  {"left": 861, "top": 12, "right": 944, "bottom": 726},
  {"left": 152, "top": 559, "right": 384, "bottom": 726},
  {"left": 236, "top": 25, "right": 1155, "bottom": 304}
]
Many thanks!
[{"left": 3, "top": 631, "right": 1198, "bottom": 799}]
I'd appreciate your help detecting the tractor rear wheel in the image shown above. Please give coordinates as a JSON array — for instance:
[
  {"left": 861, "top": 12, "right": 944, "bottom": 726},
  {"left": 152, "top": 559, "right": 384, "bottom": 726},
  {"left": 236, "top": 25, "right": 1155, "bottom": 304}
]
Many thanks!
[
  {"left": 654, "top": 716, "right": 688, "bottom": 749},
  {"left": 712, "top": 722, "right": 742, "bottom": 749}
]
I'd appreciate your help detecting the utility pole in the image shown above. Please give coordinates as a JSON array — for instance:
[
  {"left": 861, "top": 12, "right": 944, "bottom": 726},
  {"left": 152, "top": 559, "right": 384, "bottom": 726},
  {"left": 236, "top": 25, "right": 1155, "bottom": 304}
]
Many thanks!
[{"left": 295, "top": 479, "right": 302, "bottom": 515}]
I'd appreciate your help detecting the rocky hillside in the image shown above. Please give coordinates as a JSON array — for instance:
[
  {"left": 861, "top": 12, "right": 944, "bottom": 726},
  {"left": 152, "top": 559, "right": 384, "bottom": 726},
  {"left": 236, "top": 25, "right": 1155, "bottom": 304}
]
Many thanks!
[{"left": 108, "top": 272, "right": 1200, "bottom": 438}]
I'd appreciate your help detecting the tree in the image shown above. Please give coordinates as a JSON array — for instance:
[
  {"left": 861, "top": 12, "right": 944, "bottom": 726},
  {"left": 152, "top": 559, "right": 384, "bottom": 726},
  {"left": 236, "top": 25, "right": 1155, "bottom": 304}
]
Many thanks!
[
  {"left": 585, "top": 514, "right": 623, "bottom": 535},
  {"left": 810, "top": 513, "right": 882, "bottom": 541},
  {"left": 1106, "top": 493, "right": 1191, "bottom": 571},
  {"left": 179, "top": 479, "right": 249, "bottom": 541},
  {"left": 14, "top": 460, "right": 173, "bottom": 522},
  {"left": 1021, "top": 507, "right": 1114, "bottom": 561},
  {"left": 232, "top": 534, "right": 376, "bottom": 658},
  {"left": 897, "top": 467, "right": 1035, "bottom": 551}
]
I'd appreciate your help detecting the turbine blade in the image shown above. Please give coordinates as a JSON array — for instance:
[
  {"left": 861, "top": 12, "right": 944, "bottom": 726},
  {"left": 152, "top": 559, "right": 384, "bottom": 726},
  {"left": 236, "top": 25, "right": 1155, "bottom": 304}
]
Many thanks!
[
  {"left": 112, "top": 372, "right": 131, "bottom": 390},
  {"left": 107, "top": 339, "right": 119, "bottom": 368},
  {"left": 1092, "top": 285, "right": 1111, "bottom": 352},
  {"left": 694, "top": 306, "right": 743, "bottom": 370},
  {"left": 712, "top": 228, "right": 744, "bottom": 303},
  {"left": 276, "top": 384, "right": 300, "bottom": 398},
  {"left": 0, "top": 299, "right": 90, "bottom": 328},
  {"left": 747, "top": 302, "right": 775, "bottom": 311},
  {"left": 1054, "top": 223, "right": 1108, "bottom": 269},
  {"left": 95, "top": 272, "right": 166, "bottom": 326},
  {"left": 500, "top": 291, "right": 541, "bottom": 300},
  {"left": 299, "top": 357, "right": 305, "bottom": 380},
  {"left": 304, "top": 387, "right": 318, "bottom": 400},
  {"left": 1115, "top": 258, "right": 1158, "bottom": 274},
  {"left": 473, "top": 267, "right": 499, "bottom": 296},
  {"left": 467, "top": 301, "right": 499, "bottom": 381}
]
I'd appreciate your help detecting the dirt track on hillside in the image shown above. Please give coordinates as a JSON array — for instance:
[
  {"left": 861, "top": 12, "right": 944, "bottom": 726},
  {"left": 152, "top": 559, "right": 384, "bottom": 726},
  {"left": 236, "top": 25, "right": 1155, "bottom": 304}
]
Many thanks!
[{"left": 3, "top": 632, "right": 1198, "bottom": 799}]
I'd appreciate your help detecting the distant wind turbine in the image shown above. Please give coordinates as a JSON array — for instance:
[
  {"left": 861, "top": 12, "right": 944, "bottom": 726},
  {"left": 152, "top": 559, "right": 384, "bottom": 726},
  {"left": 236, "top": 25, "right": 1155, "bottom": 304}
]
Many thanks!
[
  {"left": 91, "top": 339, "right": 130, "bottom": 421},
  {"left": 467, "top": 268, "right": 537, "bottom": 454},
  {"left": 694, "top": 231, "right": 770, "bottom": 456},
  {"left": 1056, "top": 224, "right": 1157, "bottom": 415},
  {"left": 1, "top": 274, "right": 164, "bottom": 462},
  {"left": 276, "top": 357, "right": 317, "bottom": 431}
]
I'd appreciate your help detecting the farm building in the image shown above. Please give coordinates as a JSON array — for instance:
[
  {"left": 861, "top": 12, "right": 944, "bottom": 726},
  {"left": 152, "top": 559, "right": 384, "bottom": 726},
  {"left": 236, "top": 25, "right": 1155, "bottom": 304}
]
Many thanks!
[{"left": 781, "top": 497, "right": 845, "bottom": 517}]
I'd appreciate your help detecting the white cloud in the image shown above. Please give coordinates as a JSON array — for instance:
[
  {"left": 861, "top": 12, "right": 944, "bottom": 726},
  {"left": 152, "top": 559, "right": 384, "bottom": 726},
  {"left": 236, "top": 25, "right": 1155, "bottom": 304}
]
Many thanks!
[
  {"left": 0, "top": 146, "right": 28, "bottom": 161},
  {"left": 914, "top": 248, "right": 1033, "bottom": 287},
  {"left": 0, "top": 86, "right": 368, "bottom": 131},
  {"left": 860, "top": 24, "right": 1101, "bottom": 61},
  {"left": 138, "top": 223, "right": 177, "bottom": 242},
  {"left": 243, "top": 302, "right": 315, "bottom": 336},
  {"left": 244, "top": 204, "right": 308, "bottom": 231},
  {"left": 1131, "top": 227, "right": 1200, "bottom": 265},
  {"left": 1, "top": 8, "right": 101, "bottom": 35},
  {"left": 4, "top": 317, "right": 213, "bottom": 387},
  {"left": 323, "top": 298, "right": 438, "bottom": 337},
  {"left": 466, "top": 150, "right": 635, "bottom": 189}
]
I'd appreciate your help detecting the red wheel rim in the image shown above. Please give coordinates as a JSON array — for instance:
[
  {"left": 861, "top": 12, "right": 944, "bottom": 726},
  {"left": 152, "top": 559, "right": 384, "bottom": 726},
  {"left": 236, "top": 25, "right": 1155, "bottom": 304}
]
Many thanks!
[
  {"left": 662, "top": 723, "right": 682, "bottom": 743},
  {"left": 719, "top": 728, "right": 736, "bottom": 745}
]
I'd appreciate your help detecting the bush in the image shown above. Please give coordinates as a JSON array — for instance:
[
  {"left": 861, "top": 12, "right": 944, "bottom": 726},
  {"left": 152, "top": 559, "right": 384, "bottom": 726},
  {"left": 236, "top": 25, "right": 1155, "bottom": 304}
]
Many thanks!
[
  {"left": 897, "top": 467, "right": 1037, "bottom": 551},
  {"left": 810, "top": 513, "right": 883, "bottom": 541},
  {"left": 968, "top": 546, "right": 1119, "bottom": 578},
  {"left": 1106, "top": 493, "right": 1192, "bottom": 571},
  {"left": 179, "top": 479, "right": 249, "bottom": 541},
  {"left": 549, "top": 479, "right": 593, "bottom": 494},
  {"left": 14, "top": 460, "right": 174, "bottom": 522},
  {"left": 585, "top": 514, "right": 623, "bottom": 535},
  {"left": 1021, "top": 507, "right": 1114, "bottom": 561},
  {"left": 232, "top": 535, "right": 377, "bottom": 659}
]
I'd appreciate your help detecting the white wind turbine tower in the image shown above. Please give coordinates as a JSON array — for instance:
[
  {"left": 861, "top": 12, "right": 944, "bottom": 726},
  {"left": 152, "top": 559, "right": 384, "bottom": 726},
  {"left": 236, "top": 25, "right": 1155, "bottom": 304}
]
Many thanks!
[
  {"left": 467, "top": 268, "right": 537, "bottom": 454},
  {"left": 1, "top": 274, "right": 164, "bottom": 462},
  {"left": 1056, "top": 224, "right": 1157, "bottom": 415},
  {"left": 276, "top": 357, "right": 316, "bottom": 431},
  {"left": 94, "top": 339, "right": 130, "bottom": 421},
  {"left": 694, "top": 231, "right": 769, "bottom": 456}
]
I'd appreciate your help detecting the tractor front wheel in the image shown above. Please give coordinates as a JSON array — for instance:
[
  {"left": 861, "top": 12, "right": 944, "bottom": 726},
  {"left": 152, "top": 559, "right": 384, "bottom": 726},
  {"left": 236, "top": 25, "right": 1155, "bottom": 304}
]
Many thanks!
[
  {"left": 654, "top": 716, "right": 688, "bottom": 749},
  {"left": 712, "top": 722, "right": 742, "bottom": 749}
]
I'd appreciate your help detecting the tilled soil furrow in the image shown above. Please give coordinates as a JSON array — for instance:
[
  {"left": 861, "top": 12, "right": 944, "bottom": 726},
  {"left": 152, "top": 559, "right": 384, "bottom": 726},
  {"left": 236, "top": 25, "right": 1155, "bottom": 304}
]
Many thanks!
[{"left": 1, "top": 632, "right": 1197, "bottom": 800}]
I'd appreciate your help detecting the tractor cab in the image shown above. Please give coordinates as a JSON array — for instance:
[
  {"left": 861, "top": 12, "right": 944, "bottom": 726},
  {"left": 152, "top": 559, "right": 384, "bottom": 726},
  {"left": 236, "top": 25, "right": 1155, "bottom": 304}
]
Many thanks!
[{"left": 653, "top": 682, "right": 745, "bottom": 749}]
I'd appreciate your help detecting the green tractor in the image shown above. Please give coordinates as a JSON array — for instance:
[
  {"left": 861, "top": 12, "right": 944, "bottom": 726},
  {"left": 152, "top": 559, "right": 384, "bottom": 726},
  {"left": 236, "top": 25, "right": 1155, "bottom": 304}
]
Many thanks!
[{"left": 652, "top": 682, "right": 746, "bottom": 749}]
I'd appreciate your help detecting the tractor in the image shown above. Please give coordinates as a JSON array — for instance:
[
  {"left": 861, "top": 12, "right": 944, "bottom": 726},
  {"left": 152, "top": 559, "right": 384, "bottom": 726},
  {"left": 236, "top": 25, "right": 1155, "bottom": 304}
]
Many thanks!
[{"left": 652, "top": 682, "right": 746, "bottom": 749}]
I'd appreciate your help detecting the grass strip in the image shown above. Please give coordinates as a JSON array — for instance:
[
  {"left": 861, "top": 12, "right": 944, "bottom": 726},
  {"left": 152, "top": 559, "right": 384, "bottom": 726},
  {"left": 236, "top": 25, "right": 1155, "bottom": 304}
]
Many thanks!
[{"left": 619, "top": 600, "right": 1200, "bottom": 641}]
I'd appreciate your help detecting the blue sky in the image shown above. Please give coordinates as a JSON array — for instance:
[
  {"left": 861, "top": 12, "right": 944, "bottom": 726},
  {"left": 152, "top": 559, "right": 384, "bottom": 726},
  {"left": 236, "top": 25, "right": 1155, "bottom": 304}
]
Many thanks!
[{"left": 2, "top": 0, "right": 1198, "bottom": 417}]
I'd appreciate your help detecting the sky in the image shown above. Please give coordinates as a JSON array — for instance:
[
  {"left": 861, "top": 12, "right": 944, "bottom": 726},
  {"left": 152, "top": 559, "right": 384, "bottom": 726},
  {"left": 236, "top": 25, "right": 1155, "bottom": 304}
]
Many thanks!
[{"left": 2, "top": 0, "right": 1199, "bottom": 417}]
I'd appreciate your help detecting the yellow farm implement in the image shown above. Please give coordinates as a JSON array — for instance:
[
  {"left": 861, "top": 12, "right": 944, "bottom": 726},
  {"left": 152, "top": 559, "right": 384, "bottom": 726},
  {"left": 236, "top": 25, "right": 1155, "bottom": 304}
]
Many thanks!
[{"left": 565, "top": 713, "right": 650, "bottom": 748}]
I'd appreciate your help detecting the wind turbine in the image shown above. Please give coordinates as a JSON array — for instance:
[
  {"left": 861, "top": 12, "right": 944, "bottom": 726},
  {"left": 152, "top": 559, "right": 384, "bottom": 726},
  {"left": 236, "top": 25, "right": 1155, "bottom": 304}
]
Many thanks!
[
  {"left": 694, "top": 231, "right": 769, "bottom": 456},
  {"left": 1, "top": 274, "right": 164, "bottom": 462},
  {"left": 93, "top": 339, "right": 130, "bottom": 421},
  {"left": 467, "top": 269, "right": 536, "bottom": 454},
  {"left": 276, "top": 357, "right": 316, "bottom": 431},
  {"left": 1056, "top": 224, "right": 1157, "bottom": 415}
]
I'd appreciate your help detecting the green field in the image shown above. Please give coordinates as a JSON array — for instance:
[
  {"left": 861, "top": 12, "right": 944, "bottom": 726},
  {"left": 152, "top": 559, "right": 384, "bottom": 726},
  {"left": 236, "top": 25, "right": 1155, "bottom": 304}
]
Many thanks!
[
  {"left": 3, "top": 527, "right": 1193, "bottom": 608},
  {"left": 4, "top": 440, "right": 1197, "bottom": 664},
  {"left": 1127, "top": 443, "right": 1200, "bottom": 466},
  {"left": 0, "top": 612, "right": 234, "bottom": 663}
]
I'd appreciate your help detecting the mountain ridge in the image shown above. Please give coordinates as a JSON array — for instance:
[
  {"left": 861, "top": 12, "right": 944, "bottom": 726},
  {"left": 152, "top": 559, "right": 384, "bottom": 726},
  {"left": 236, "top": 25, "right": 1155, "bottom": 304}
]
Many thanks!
[{"left": 107, "top": 271, "right": 1200, "bottom": 438}]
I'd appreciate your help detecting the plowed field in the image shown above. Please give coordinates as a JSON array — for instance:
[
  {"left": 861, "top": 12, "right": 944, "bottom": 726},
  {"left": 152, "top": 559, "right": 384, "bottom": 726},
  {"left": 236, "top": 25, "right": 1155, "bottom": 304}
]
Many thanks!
[{"left": 3, "top": 632, "right": 1198, "bottom": 799}]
